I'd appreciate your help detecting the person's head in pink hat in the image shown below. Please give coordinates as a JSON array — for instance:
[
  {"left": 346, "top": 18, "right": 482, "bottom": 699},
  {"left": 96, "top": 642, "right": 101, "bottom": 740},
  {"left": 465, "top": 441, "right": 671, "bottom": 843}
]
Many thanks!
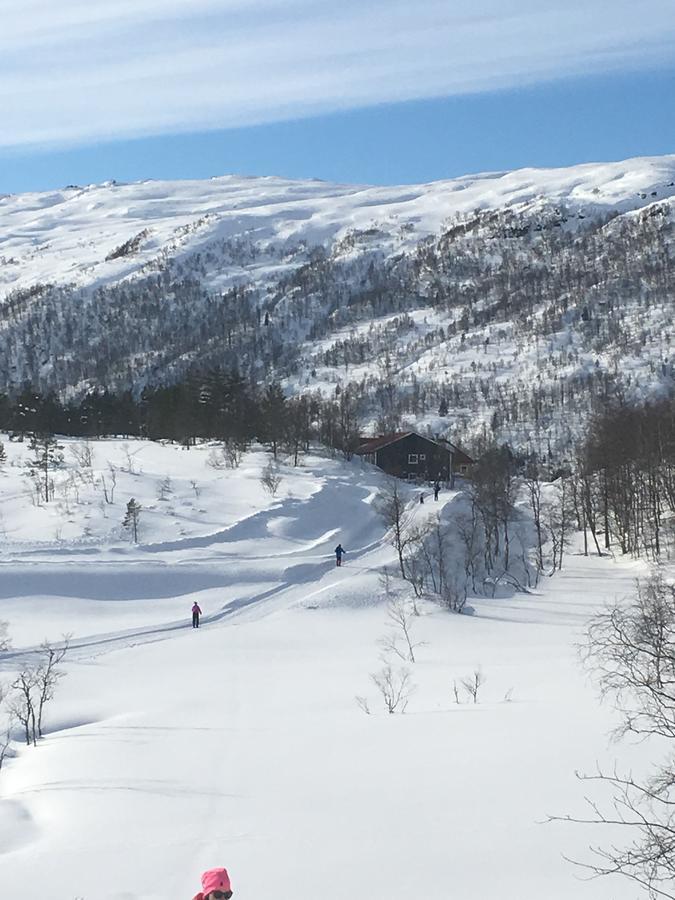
[{"left": 192, "top": 867, "right": 233, "bottom": 900}]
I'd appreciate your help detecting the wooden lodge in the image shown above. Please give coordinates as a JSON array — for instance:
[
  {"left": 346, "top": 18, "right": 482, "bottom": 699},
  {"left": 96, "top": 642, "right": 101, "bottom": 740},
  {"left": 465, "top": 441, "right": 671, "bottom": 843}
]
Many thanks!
[{"left": 355, "top": 431, "right": 473, "bottom": 483}]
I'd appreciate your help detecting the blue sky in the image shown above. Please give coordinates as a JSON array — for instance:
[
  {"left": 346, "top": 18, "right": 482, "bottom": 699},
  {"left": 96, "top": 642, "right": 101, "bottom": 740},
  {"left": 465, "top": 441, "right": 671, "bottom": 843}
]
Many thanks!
[{"left": 1, "top": 1, "right": 674, "bottom": 192}]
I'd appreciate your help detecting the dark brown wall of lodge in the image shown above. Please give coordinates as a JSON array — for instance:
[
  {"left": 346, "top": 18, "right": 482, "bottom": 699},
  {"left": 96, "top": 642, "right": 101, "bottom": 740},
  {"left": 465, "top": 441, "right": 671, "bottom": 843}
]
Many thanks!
[{"left": 376, "top": 434, "right": 451, "bottom": 481}]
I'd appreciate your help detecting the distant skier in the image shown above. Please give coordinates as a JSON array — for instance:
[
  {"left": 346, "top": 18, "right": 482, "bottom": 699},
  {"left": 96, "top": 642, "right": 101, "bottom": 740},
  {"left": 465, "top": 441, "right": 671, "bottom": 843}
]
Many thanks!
[
  {"left": 192, "top": 866, "right": 233, "bottom": 900},
  {"left": 335, "top": 543, "right": 346, "bottom": 567},
  {"left": 419, "top": 492, "right": 425, "bottom": 504},
  {"left": 433, "top": 482, "right": 440, "bottom": 501},
  {"left": 191, "top": 601, "right": 202, "bottom": 628}
]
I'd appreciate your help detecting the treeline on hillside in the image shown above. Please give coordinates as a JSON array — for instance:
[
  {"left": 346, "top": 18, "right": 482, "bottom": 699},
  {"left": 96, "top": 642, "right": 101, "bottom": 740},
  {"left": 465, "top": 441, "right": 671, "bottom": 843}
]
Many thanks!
[
  {"left": 0, "top": 372, "right": 363, "bottom": 460},
  {"left": 0, "top": 204, "right": 672, "bottom": 457},
  {"left": 573, "top": 396, "right": 675, "bottom": 559}
]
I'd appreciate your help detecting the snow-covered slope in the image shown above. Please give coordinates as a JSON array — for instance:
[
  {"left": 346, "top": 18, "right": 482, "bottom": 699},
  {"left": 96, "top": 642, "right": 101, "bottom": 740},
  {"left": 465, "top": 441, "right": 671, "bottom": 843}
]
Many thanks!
[
  {"left": 2, "top": 155, "right": 674, "bottom": 300},
  {"left": 0, "top": 438, "right": 650, "bottom": 899},
  {"left": 1, "top": 155, "right": 675, "bottom": 455}
]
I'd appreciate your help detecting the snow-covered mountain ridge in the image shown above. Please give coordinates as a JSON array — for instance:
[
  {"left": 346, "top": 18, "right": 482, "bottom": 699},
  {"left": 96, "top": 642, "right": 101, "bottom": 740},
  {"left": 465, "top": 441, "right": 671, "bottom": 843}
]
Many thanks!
[
  {"left": 2, "top": 154, "right": 674, "bottom": 300},
  {"left": 1, "top": 154, "right": 674, "bottom": 454}
]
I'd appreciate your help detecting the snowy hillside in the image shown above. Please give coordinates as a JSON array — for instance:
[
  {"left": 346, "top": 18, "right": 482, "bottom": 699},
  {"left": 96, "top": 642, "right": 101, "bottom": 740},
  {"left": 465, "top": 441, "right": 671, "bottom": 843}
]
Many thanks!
[
  {"left": 2, "top": 155, "right": 674, "bottom": 300},
  {"left": 0, "top": 437, "right": 651, "bottom": 899},
  {"left": 1, "top": 154, "right": 674, "bottom": 454}
]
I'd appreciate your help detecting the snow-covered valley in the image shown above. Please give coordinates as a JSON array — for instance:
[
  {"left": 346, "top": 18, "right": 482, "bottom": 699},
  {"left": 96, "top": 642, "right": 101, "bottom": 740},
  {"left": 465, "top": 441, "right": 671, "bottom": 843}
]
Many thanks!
[{"left": 0, "top": 437, "right": 654, "bottom": 899}]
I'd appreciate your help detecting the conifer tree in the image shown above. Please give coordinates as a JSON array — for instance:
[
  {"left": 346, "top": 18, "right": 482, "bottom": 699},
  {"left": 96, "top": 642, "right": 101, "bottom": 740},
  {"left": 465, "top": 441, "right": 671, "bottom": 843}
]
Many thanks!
[
  {"left": 28, "top": 433, "right": 64, "bottom": 502},
  {"left": 123, "top": 498, "right": 142, "bottom": 543}
]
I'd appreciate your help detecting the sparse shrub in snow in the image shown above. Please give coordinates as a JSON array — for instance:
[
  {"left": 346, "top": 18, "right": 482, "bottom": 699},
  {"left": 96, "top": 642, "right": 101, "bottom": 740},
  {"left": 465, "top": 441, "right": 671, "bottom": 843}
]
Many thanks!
[
  {"left": 260, "top": 460, "right": 283, "bottom": 497},
  {"left": 460, "top": 668, "right": 485, "bottom": 704},
  {"left": 224, "top": 438, "right": 245, "bottom": 468},
  {"left": 120, "top": 443, "right": 141, "bottom": 476},
  {"left": 206, "top": 448, "right": 227, "bottom": 469},
  {"left": 378, "top": 595, "right": 423, "bottom": 663},
  {"left": 439, "top": 574, "right": 468, "bottom": 614},
  {"left": 69, "top": 440, "right": 94, "bottom": 471},
  {"left": 370, "top": 663, "right": 415, "bottom": 714},
  {"left": 157, "top": 476, "right": 173, "bottom": 501},
  {"left": 0, "top": 441, "right": 6, "bottom": 466},
  {"left": 207, "top": 441, "right": 246, "bottom": 469},
  {"left": 355, "top": 696, "right": 371, "bottom": 715}
]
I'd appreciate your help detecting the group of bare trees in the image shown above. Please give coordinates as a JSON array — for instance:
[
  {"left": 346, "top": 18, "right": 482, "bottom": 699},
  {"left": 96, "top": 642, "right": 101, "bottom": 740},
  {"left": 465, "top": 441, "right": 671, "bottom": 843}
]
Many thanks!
[
  {"left": 557, "top": 573, "right": 675, "bottom": 898},
  {"left": 572, "top": 398, "right": 675, "bottom": 559},
  {"left": 0, "top": 628, "right": 69, "bottom": 770},
  {"left": 374, "top": 448, "right": 557, "bottom": 611}
]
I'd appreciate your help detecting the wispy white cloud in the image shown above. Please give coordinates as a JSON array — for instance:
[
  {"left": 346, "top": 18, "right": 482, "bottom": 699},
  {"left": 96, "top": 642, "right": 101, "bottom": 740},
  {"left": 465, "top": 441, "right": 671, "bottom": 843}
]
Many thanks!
[{"left": 0, "top": 0, "right": 674, "bottom": 149}]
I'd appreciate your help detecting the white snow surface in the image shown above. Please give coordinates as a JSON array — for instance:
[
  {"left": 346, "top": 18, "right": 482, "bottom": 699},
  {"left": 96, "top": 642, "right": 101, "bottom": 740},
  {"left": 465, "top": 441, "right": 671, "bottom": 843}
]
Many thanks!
[
  {"left": 2, "top": 154, "right": 675, "bottom": 300},
  {"left": 0, "top": 437, "right": 654, "bottom": 899}
]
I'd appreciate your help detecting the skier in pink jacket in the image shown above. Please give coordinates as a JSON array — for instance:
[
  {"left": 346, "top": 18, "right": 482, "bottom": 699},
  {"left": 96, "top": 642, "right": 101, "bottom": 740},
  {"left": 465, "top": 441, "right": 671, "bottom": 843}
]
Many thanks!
[
  {"left": 192, "top": 867, "right": 233, "bottom": 900},
  {"left": 191, "top": 602, "right": 202, "bottom": 629}
]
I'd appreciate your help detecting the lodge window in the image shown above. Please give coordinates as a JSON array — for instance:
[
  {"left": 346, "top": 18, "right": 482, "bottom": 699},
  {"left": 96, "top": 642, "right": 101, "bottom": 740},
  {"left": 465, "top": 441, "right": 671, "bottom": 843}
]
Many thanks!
[
  {"left": 419, "top": 454, "right": 426, "bottom": 461},
  {"left": 408, "top": 453, "right": 418, "bottom": 464},
  {"left": 460, "top": 464, "right": 468, "bottom": 474}
]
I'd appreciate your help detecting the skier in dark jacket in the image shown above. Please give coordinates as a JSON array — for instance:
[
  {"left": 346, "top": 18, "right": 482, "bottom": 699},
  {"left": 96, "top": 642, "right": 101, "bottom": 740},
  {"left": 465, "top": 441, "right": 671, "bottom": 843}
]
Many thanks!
[
  {"left": 192, "top": 602, "right": 202, "bottom": 628},
  {"left": 335, "top": 544, "right": 346, "bottom": 567}
]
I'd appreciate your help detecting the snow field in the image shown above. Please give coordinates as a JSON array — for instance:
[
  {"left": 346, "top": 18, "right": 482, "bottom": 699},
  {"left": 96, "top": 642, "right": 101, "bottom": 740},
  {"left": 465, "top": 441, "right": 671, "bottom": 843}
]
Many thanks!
[{"left": 0, "top": 440, "right": 653, "bottom": 898}]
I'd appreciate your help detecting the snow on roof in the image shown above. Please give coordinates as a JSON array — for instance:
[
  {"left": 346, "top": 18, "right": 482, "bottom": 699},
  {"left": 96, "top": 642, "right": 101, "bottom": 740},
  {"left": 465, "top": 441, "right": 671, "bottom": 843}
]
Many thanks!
[{"left": 356, "top": 431, "right": 450, "bottom": 454}]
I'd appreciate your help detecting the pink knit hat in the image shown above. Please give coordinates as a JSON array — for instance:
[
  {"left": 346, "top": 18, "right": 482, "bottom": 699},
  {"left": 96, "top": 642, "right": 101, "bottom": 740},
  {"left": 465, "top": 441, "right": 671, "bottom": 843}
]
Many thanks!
[{"left": 201, "top": 868, "right": 232, "bottom": 895}]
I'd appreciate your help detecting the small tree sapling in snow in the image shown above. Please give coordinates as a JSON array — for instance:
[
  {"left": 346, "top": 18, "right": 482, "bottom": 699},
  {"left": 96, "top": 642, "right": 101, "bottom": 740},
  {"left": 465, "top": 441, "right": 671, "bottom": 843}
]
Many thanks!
[
  {"left": 375, "top": 478, "right": 413, "bottom": 580},
  {"left": 35, "top": 637, "right": 70, "bottom": 739},
  {"left": 10, "top": 670, "right": 38, "bottom": 747},
  {"left": 371, "top": 663, "right": 415, "bottom": 714},
  {"left": 460, "top": 668, "right": 485, "bottom": 704},
  {"left": 100, "top": 462, "right": 117, "bottom": 504},
  {"left": 120, "top": 443, "right": 140, "bottom": 475},
  {"left": 123, "top": 498, "right": 142, "bottom": 542},
  {"left": 157, "top": 476, "right": 173, "bottom": 501},
  {"left": 378, "top": 595, "right": 424, "bottom": 663}
]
